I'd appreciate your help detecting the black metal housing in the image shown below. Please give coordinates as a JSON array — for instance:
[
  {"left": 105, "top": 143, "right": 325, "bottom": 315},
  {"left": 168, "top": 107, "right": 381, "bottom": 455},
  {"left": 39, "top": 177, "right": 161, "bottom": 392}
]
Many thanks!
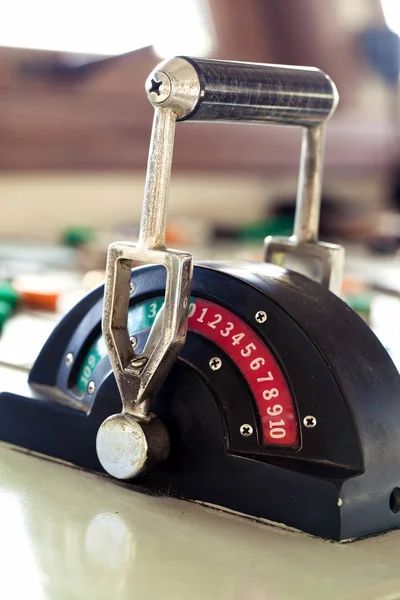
[{"left": 0, "top": 262, "right": 399, "bottom": 541}]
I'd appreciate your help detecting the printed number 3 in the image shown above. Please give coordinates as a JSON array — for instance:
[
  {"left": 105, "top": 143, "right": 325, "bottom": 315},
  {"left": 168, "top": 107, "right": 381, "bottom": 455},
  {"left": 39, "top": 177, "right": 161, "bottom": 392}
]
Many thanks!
[
  {"left": 220, "top": 322, "right": 234, "bottom": 337},
  {"left": 148, "top": 303, "right": 158, "bottom": 319}
]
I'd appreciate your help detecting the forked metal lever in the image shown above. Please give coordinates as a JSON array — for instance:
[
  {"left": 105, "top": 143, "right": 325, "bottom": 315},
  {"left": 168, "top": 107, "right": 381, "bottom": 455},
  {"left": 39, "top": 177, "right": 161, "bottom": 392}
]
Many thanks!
[{"left": 96, "top": 105, "right": 193, "bottom": 480}]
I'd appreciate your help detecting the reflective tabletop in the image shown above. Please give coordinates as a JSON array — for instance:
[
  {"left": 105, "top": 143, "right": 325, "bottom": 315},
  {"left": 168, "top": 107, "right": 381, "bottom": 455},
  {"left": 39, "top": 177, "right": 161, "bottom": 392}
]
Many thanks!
[{"left": 0, "top": 443, "right": 400, "bottom": 600}]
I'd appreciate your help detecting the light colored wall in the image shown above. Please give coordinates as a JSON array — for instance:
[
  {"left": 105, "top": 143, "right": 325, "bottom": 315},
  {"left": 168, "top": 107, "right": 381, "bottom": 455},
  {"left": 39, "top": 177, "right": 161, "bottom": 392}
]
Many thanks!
[{"left": 0, "top": 172, "right": 387, "bottom": 241}]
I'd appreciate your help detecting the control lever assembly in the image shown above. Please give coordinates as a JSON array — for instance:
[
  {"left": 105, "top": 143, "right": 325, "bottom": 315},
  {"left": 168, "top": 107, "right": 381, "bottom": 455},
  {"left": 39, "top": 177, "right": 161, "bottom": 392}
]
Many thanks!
[{"left": 0, "top": 57, "right": 399, "bottom": 542}]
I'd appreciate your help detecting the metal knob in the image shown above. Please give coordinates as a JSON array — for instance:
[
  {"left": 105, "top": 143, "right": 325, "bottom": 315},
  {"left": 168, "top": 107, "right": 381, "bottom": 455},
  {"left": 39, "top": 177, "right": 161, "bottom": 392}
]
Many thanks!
[
  {"left": 146, "top": 56, "right": 338, "bottom": 125},
  {"left": 96, "top": 413, "right": 169, "bottom": 480}
]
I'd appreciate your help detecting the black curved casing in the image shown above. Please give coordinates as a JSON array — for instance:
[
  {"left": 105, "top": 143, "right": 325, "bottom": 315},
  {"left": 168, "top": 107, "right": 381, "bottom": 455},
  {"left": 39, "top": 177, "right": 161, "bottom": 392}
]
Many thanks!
[{"left": 0, "top": 262, "right": 399, "bottom": 541}]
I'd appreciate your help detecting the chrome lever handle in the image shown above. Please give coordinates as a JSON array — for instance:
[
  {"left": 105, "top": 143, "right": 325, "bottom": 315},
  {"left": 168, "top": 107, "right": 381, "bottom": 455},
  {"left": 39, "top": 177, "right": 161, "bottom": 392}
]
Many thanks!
[
  {"left": 146, "top": 56, "right": 343, "bottom": 294},
  {"left": 146, "top": 56, "right": 338, "bottom": 126}
]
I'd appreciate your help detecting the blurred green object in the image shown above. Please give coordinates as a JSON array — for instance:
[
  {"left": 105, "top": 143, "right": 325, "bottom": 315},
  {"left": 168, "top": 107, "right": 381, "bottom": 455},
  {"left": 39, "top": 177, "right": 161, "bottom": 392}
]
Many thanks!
[
  {"left": 61, "top": 226, "right": 96, "bottom": 247},
  {"left": 346, "top": 293, "right": 372, "bottom": 322},
  {"left": 0, "top": 281, "right": 19, "bottom": 310},
  {"left": 0, "top": 281, "right": 19, "bottom": 333},
  {"left": 239, "top": 216, "right": 294, "bottom": 241},
  {"left": 0, "top": 300, "right": 14, "bottom": 332}
]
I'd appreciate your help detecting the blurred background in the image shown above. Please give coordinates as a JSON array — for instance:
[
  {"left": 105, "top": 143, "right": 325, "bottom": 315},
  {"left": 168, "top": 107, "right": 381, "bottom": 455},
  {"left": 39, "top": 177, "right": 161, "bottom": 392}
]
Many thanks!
[{"left": 0, "top": 0, "right": 400, "bottom": 365}]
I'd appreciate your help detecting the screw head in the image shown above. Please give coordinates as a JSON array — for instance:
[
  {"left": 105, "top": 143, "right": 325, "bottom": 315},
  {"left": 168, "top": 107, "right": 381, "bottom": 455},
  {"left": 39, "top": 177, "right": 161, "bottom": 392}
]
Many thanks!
[
  {"left": 130, "top": 336, "right": 138, "bottom": 349},
  {"left": 65, "top": 352, "right": 74, "bottom": 367},
  {"left": 130, "top": 356, "right": 147, "bottom": 371},
  {"left": 303, "top": 415, "right": 317, "bottom": 428},
  {"left": 87, "top": 381, "right": 96, "bottom": 395},
  {"left": 209, "top": 357, "right": 222, "bottom": 371},
  {"left": 240, "top": 424, "right": 253, "bottom": 437},
  {"left": 146, "top": 71, "right": 171, "bottom": 104},
  {"left": 129, "top": 282, "right": 136, "bottom": 295},
  {"left": 255, "top": 311, "right": 267, "bottom": 324}
]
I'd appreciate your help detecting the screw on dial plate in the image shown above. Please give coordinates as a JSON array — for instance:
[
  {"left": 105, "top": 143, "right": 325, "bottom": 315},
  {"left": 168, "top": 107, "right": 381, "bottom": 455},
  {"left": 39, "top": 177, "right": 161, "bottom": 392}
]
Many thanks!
[
  {"left": 240, "top": 424, "right": 253, "bottom": 437},
  {"left": 129, "top": 282, "right": 136, "bottom": 295},
  {"left": 130, "top": 336, "right": 138, "bottom": 349},
  {"left": 146, "top": 72, "right": 171, "bottom": 104},
  {"left": 209, "top": 357, "right": 222, "bottom": 371},
  {"left": 303, "top": 415, "right": 317, "bottom": 428},
  {"left": 65, "top": 352, "right": 74, "bottom": 367},
  {"left": 255, "top": 311, "right": 268, "bottom": 324},
  {"left": 87, "top": 381, "right": 96, "bottom": 395}
]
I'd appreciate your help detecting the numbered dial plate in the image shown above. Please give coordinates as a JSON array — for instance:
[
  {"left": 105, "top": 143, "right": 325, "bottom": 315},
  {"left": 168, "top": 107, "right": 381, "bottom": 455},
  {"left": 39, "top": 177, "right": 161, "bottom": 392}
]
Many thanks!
[{"left": 76, "top": 297, "right": 298, "bottom": 447}]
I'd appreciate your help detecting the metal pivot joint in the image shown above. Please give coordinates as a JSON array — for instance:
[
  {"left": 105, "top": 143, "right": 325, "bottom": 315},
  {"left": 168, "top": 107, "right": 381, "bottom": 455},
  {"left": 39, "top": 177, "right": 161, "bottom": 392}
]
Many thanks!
[{"left": 97, "top": 55, "right": 341, "bottom": 480}]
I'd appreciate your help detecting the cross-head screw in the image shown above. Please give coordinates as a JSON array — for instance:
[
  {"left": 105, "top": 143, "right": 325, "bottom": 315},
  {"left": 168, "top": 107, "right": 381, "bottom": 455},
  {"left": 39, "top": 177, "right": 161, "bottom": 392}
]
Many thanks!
[
  {"left": 255, "top": 310, "right": 267, "bottom": 324},
  {"left": 146, "top": 71, "right": 171, "bottom": 104},
  {"left": 209, "top": 357, "right": 222, "bottom": 371},
  {"left": 240, "top": 424, "right": 253, "bottom": 437},
  {"left": 303, "top": 415, "right": 317, "bottom": 428}
]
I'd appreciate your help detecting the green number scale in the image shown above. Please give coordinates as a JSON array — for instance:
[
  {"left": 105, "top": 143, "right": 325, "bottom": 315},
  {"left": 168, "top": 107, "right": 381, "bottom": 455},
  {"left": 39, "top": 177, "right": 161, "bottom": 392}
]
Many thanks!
[{"left": 76, "top": 297, "right": 165, "bottom": 393}]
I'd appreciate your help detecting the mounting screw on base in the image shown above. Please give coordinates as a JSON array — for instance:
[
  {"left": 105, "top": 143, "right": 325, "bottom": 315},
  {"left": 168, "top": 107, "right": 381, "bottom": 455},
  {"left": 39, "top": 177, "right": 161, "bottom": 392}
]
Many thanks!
[
  {"left": 240, "top": 424, "right": 253, "bottom": 437},
  {"left": 96, "top": 413, "right": 170, "bottom": 480},
  {"left": 255, "top": 311, "right": 267, "bottom": 324},
  {"left": 303, "top": 415, "right": 317, "bottom": 428},
  {"left": 209, "top": 357, "right": 222, "bottom": 371}
]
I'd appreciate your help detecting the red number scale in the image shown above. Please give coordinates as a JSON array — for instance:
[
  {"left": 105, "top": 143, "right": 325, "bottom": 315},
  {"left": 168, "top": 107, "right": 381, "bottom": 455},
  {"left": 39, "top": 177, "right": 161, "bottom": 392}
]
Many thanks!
[{"left": 186, "top": 298, "right": 298, "bottom": 446}]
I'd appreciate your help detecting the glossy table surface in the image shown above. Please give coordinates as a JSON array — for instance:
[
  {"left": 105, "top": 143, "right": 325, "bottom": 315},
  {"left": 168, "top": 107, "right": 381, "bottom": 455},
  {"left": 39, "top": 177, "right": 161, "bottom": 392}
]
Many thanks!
[{"left": 1, "top": 444, "right": 400, "bottom": 600}]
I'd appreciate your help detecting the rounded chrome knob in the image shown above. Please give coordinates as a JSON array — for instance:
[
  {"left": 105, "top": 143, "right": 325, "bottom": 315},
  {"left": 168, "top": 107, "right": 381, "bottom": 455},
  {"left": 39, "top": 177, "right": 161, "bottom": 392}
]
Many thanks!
[{"left": 96, "top": 413, "right": 170, "bottom": 480}]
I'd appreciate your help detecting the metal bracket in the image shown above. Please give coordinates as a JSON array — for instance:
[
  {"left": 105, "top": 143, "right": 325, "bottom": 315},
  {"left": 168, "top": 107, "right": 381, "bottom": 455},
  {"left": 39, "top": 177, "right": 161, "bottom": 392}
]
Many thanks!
[
  {"left": 102, "top": 107, "right": 193, "bottom": 420},
  {"left": 102, "top": 243, "right": 192, "bottom": 420},
  {"left": 264, "top": 123, "right": 345, "bottom": 296}
]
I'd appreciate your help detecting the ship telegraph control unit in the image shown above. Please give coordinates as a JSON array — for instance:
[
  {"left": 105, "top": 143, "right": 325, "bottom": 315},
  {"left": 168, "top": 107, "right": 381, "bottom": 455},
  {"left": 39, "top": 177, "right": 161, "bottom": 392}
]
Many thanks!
[{"left": 0, "top": 57, "right": 399, "bottom": 542}]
